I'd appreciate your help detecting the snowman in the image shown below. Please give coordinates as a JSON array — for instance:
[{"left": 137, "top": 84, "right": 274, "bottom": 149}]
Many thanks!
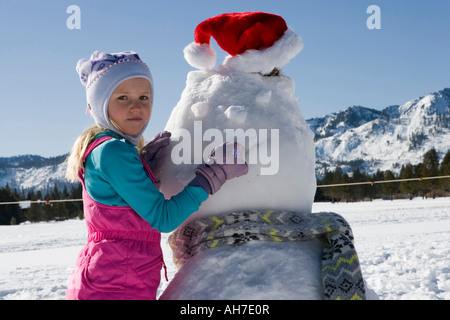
[{"left": 158, "top": 12, "right": 377, "bottom": 300}]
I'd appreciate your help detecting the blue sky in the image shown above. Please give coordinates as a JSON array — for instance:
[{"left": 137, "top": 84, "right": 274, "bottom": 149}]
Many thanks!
[{"left": 0, "top": 0, "right": 449, "bottom": 157}]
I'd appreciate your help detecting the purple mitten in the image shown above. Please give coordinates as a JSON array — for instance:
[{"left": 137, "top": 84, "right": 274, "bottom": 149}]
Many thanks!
[
  {"left": 189, "top": 142, "right": 248, "bottom": 194},
  {"left": 208, "top": 142, "right": 248, "bottom": 179},
  {"left": 141, "top": 131, "right": 171, "bottom": 183}
]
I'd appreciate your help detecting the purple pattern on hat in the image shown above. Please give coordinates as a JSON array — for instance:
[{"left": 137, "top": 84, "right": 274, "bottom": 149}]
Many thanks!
[{"left": 77, "top": 51, "right": 143, "bottom": 88}]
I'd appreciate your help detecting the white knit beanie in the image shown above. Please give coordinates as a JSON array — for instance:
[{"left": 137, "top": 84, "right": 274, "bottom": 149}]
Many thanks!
[{"left": 76, "top": 50, "right": 154, "bottom": 145}]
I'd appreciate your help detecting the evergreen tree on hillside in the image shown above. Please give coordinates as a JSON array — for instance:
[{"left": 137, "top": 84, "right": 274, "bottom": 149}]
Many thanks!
[
  {"left": 352, "top": 168, "right": 366, "bottom": 200},
  {"left": 439, "top": 151, "right": 450, "bottom": 191},
  {"left": 422, "top": 149, "right": 439, "bottom": 177},
  {"left": 0, "top": 186, "right": 22, "bottom": 225},
  {"left": 25, "top": 203, "right": 44, "bottom": 222},
  {"left": 383, "top": 170, "right": 398, "bottom": 200},
  {"left": 400, "top": 164, "right": 416, "bottom": 200},
  {"left": 421, "top": 148, "right": 440, "bottom": 198},
  {"left": 340, "top": 173, "right": 351, "bottom": 202},
  {"left": 320, "top": 168, "right": 341, "bottom": 203}
]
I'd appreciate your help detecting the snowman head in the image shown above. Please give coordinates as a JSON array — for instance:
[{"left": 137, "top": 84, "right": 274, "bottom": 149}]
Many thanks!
[{"left": 183, "top": 12, "right": 304, "bottom": 75}]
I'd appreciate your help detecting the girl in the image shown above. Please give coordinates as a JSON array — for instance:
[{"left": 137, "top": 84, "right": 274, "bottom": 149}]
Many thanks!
[{"left": 65, "top": 50, "right": 247, "bottom": 300}]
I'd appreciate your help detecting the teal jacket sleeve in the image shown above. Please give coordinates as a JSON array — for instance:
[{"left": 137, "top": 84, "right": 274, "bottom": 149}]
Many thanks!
[{"left": 85, "top": 139, "right": 208, "bottom": 233}]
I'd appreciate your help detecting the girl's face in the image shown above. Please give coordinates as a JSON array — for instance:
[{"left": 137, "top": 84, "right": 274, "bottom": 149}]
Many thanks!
[{"left": 108, "top": 77, "right": 152, "bottom": 136}]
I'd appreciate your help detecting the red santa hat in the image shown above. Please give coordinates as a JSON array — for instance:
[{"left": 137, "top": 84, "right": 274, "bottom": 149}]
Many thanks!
[{"left": 184, "top": 12, "right": 303, "bottom": 74}]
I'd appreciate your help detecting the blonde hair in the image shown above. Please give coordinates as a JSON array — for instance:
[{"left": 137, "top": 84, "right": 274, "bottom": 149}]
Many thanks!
[{"left": 65, "top": 125, "right": 145, "bottom": 182}]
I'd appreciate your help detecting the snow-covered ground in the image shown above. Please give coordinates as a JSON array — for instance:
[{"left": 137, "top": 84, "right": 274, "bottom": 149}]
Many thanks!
[{"left": 0, "top": 197, "right": 448, "bottom": 300}]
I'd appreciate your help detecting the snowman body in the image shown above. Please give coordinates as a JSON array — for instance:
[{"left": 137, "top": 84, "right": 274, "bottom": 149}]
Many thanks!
[
  {"left": 160, "top": 68, "right": 317, "bottom": 218},
  {"left": 159, "top": 67, "right": 324, "bottom": 299}
]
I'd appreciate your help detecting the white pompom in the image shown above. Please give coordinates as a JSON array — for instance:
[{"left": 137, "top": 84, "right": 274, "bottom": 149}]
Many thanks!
[{"left": 183, "top": 42, "right": 216, "bottom": 70}]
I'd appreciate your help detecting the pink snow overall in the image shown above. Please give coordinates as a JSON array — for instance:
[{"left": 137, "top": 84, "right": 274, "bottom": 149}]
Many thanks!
[{"left": 66, "top": 137, "right": 165, "bottom": 300}]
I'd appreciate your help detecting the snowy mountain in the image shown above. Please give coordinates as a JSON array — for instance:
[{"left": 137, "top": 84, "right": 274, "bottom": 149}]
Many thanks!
[
  {"left": 308, "top": 88, "right": 450, "bottom": 176},
  {"left": 0, "top": 154, "right": 71, "bottom": 193}
]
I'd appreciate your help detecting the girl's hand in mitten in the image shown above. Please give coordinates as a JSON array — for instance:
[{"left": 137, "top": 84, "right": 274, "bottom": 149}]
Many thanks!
[
  {"left": 142, "top": 131, "right": 171, "bottom": 181},
  {"left": 189, "top": 142, "right": 248, "bottom": 195},
  {"left": 207, "top": 141, "right": 248, "bottom": 179}
]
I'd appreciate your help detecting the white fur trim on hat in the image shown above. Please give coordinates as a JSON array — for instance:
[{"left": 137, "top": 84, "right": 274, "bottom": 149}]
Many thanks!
[
  {"left": 223, "top": 28, "right": 303, "bottom": 74},
  {"left": 183, "top": 42, "right": 217, "bottom": 70}
]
